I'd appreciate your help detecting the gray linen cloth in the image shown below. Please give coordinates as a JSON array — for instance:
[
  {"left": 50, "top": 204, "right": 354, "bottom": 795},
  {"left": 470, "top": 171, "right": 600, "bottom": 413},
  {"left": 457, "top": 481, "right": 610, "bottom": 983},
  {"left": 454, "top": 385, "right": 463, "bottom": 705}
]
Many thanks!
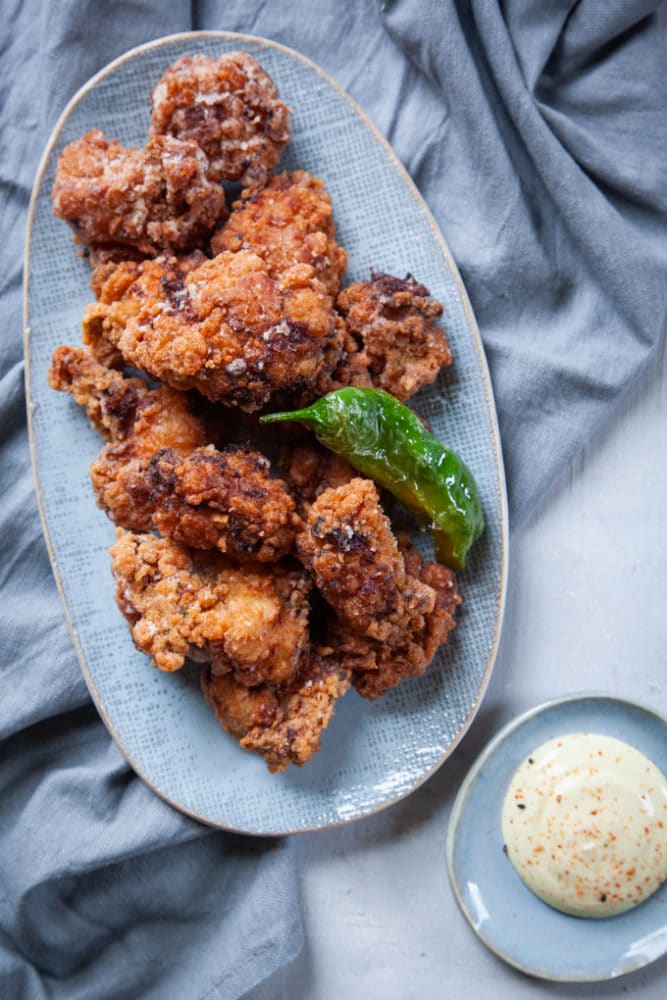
[{"left": 1, "top": 1, "right": 666, "bottom": 997}]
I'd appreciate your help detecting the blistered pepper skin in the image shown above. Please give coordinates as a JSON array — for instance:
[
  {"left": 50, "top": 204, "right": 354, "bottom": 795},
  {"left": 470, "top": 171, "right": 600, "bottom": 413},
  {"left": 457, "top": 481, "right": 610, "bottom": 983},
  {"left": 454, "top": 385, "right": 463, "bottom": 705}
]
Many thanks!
[{"left": 261, "top": 388, "right": 484, "bottom": 569}]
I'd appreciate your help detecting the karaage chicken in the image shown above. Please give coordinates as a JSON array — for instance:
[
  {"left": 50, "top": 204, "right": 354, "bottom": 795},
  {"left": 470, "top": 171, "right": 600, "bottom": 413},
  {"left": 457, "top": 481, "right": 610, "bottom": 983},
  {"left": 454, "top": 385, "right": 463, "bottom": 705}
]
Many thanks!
[
  {"left": 82, "top": 249, "right": 341, "bottom": 411},
  {"left": 327, "top": 540, "right": 460, "bottom": 699},
  {"left": 47, "top": 50, "right": 467, "bottom": 772},
  {"left": 84, "top": 250, "right": 206, "bottom": 362},
  {"left": 313, "top": 318, "right": 372, "bottom": 395},
  {"left": 148, "top": 444, "right": 299, "bottom": 563},
  {"left": 150, "top": 52, "right": 290, "bottom": 187},
  {"left": 202, "top": 654, "right": 350, "bottom": 771},
  {"left": 211, "top": 171, "right": 347, "bottom": 296},
  {"left": 52, "top": 130, "right": 227, "bottom": 256},
  {"left": 48, "top": 346, "right": 299, "bottom": 562},
  {"left": 111, "top": 530, "right": 311, "bottom": 686},
  {"left": 277, "top": 440, "right": 355, "bottom": 511},
  {"left": 48, "top": 344, "right": 206, "bottom": 450},
  {"left": 295, "top": 478, "right": 436, "bottom": 643},
  {"left": 337, "top": 272, "right": 451, "bottom": 401}
]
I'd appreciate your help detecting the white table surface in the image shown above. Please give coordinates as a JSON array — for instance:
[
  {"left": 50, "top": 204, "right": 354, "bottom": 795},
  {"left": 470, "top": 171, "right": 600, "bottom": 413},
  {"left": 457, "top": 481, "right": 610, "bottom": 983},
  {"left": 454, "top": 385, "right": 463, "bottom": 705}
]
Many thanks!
[{"left": 246, "top": 324, "right": 667, "bottom": 999}]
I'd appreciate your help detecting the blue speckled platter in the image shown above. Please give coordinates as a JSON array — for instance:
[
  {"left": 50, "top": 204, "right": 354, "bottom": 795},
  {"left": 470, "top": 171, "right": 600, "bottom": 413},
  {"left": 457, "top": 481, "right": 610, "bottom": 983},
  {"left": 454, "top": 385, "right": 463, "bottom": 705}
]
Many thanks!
[
  {"left": 24, "top": 32, "right": 507, "bottom": 834},
  {"left": 447, "top": 695, "right": 667, "bottom": 981}
]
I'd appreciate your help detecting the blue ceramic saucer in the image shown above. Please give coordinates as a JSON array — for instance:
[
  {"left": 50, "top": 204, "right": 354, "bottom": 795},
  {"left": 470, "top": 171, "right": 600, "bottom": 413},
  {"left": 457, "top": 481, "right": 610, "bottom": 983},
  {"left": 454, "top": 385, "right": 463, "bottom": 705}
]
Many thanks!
[{"left": 446, "top": 694, "right": 667, "bottom": 981}]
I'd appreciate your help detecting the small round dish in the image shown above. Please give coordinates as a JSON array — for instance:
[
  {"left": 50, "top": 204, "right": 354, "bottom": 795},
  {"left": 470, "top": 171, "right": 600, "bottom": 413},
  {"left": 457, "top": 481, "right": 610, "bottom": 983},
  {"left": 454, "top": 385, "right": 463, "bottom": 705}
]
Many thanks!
[{"left": 446, "top": 694, "right": 667, "bottom": 982}]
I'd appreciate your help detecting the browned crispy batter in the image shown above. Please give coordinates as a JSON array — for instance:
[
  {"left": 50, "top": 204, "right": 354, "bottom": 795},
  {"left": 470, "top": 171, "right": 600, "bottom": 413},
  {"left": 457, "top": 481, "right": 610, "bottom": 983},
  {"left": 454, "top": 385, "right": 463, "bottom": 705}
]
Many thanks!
[
  {"left": 87, "top": 248, "right": 207, "bottom": 304},
  {"left": 86, "top": 244, "right": 148, "bottom": 298},
  {"left": 83, "top": 250, "right": 342, "bottom": 411},
  {"left": 210, "top": 170, "right": 357, "bottom": 400},
  {"left": 52, "top": 130, "right": 227, "bottom": 256},
  {"left": 111, "top": 530, "right": 311, "bottom": 686},
  {"left": 150, "top": 52, "right": 290, "bottom": 187},
  {"left": 295, "top": 478, "right": 436, "bottom": 643},
  {"left": 327, "top": 543, "right": 461, "bottom": 699},
  {"left": 48, "top": 344, "right": 203, "bottom": 533},
  {"left": 337, "top": 273, "right": 451, "bottom": 401},
  {"left": 84, "top": 252, "right": 208, "bottom": 373},
  {"left": 46, "top": 49, "right": 468, "bottom": 774},
  {"left": 202, "top": 654, "right": 350, "bottom": 771},
  {"left": 211, "top": 171, "right": 347, "bottom": 296},
  {"left": 277, "top": 441, "right": 355, "bottom": 511},
  {"left": 48, "top": 346, "right": 298, "bottom": 561},
  {"left": 313, "top": 315, "right": 372, "bottom": 396},
  {"left": 47, "top": 344, "right": 206, "bottom": 449},
  {"left": 148, "top": 444, "right": 300, "bottom": 563}
]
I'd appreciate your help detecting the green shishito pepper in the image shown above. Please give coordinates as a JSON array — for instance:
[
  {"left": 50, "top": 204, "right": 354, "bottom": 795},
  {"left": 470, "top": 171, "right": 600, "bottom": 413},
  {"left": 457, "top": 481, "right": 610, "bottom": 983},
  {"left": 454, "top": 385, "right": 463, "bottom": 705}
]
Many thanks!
[{"left": 260, "top": 388, "right": 484, "bottom": 570}]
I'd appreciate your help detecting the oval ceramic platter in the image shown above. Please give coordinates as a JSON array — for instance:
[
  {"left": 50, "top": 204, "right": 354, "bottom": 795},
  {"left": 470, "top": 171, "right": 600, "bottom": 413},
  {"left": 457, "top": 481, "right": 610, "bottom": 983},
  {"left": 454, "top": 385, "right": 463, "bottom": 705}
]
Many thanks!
[
  {"left": 447, "top": 695, "right": 667, "bottom": 981},
  {"left": 25, "top": 32, "right": 508, "bottom": 835}
]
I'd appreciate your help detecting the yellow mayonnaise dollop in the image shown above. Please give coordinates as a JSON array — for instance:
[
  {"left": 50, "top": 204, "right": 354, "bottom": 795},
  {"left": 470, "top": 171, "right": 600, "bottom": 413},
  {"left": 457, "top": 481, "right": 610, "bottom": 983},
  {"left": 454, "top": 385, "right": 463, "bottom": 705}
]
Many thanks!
[{"left": 502, "top": 733, "right": 667, "bottom": 918}]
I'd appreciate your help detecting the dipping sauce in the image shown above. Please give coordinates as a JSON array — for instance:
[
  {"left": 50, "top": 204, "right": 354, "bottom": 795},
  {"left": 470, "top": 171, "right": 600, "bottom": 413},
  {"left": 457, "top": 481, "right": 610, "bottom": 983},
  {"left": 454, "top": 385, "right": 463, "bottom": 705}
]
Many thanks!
[{"left": 501, "top": 733, "right": 667, "bottom": 918}]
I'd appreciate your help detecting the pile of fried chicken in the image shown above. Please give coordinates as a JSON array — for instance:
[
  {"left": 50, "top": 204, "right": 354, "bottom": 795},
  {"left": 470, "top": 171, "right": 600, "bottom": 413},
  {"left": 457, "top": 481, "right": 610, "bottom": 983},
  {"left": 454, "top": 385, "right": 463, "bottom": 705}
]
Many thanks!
[{"left": 48, "top": 51, "right": 460, "bottom": 771}]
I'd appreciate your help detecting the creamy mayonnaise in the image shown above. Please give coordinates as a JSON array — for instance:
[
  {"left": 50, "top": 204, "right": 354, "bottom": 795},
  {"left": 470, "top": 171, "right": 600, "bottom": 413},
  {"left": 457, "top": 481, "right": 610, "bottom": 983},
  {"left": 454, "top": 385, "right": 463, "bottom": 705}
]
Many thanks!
[{"left": 501, "top": 733, "right": 667, "bottom": 917}]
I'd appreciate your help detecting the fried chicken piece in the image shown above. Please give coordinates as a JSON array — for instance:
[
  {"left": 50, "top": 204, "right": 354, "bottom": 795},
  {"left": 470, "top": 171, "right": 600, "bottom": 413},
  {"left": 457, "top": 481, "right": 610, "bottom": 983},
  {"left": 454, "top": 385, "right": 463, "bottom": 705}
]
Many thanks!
[
  {"left": 52, "top": 130, "right": 227, "bottom": 256},
  {"left": 148, "top": 444, "right": 300, "bottom": 563},
  {"left": 48, "top": 344, "right": 206, "bottom": 449},
  {"left": 327, "top": 543, "right": 461, "bottom": 699},
  {"left": 84, "top": 252, "right": 208, "bottom": 373},
  {"left": 317, "top": 316, "right": 373, "bottom": 396},
  {"left": 211, "top": 171, "right": 347, "bottom": 297},
  {"left": 86, "top": 243, "right": 148, "bottom": 290},
  {"left": 88, "top": 248, "right": 208, "bottom": 304},
  {"left": 86, "top": 248, "right": 147, "bottom": 369},
  {"left": 111, "top": 531, "right": 311, "bottom": 686},
  {"left": 48, "top": 346, "right": 298, "bottom": 561},
  {"left": 202, "top": 654, "right": 350, "bottom": 771},
  {"left": 313, "top": 316, "right": 372, "bottom": 395},
  {"left": 337, "top": 273, "right": 451, "bottom": 401},
  {"left": 150, "top": 52, "right": 290, "bottom": 188},
  {"left": 83, "top": 250, "right": 341, "bottom": 411},
  {"left": 277, "top": 441, "right": 355, "bottom": 511},
  {"left": 295, "top": 478, "right": 435, "bottom": 643}
]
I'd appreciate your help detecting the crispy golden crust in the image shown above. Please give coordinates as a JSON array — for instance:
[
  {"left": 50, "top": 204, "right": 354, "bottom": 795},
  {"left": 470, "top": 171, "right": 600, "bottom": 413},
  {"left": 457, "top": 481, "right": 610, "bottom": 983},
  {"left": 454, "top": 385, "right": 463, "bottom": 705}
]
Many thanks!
[
  {"left": 328, "top": 545, "right": 460, "bottom": 699},
  {"left": 211, "top": 170, "right": 354, "bottom": 403},
  {"left": 150, "top": 52, "right": 290, "bottom": 187},
  {"left": 337, "top": 273, "right": 451, "bottom": 401},
  {"left": 49, "top": 347, "right": 297, "bottom": 560},
  {"left": 48, "top": 344, "right": 205, "bottom": 447},
  {"left": 211, "top": 171, "right": 347, "bottom": 296},
  {"left": 52, "top": 130, "right": 227, "bottom": 255},
  {"left": 84, "top": 252, "right": 208, "bottom": 373},
  {"left": 202, "top": 654, "right": 350, "bottom": 771},
  {"left": 148, "top": 444, "right": 299, "bottom": 563},
  {"left": 88, "top": 248, "right": 207, "bottom": 304},
  {"left": 111, "top": 531, "right": 311, "bottom": 686},
  {"left": 277, "top": 441, "right": 356, "bottom": 512},
  {"left": 313, "top": 314, "right": 372, "bottom": 396},
  {"left": 295, "top": 478, "right": 436, "bottom": 643},
  {"left": 49, "top": 344, "right": 207, "bottom": 536},
  {"left": 46, "top": 49, "right": 467, "bottom": 773},
  {"left": 84, "top": 250, "right": 341, "bottom": 411}
]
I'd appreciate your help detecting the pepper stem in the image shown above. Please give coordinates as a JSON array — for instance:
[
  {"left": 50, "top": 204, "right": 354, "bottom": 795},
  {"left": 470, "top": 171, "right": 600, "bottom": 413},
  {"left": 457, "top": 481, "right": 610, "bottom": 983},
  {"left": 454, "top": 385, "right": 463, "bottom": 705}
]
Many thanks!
[{"left": 259, "top": 408, "right": 314, "bottom": 425}]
